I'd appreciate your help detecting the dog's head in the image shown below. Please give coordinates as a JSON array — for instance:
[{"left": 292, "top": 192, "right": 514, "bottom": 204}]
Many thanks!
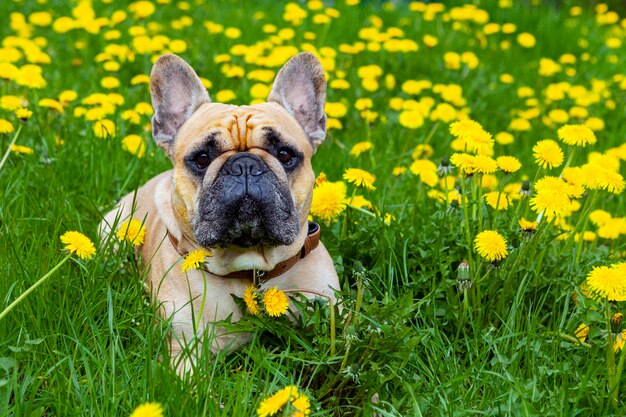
[{"left": 150, "top": 53, "right": 326, "bottom": 249}]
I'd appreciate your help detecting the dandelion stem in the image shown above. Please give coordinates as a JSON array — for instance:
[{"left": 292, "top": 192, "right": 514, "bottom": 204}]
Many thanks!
[
  {"left": 613, "top": 343, "right": 626, "bottom": 403},
  {"left": 492, "top": 174, "right": 509, "bottom": 227},
  {"left": 0, "top": 125, "right": 23, "bottom": 173},
  {"left": 572, "top": 190, "right": 598, "bottom": 264},
  {"left": 0, "top": 254, "right": 71, "bottom": 322},
  {"left": 605, "top": 300, "right": 618, "bottom": 406},
  {"left": 345, "top": 204, "right": 377, "bottom": 218},
  {"left": 460, "top": 176, "right": 473, "bottom": 265}
]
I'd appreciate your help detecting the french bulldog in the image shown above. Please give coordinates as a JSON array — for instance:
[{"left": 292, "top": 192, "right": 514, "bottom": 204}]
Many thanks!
[{"left": 99, "top": 52, "right": 340, "bottom": 374}]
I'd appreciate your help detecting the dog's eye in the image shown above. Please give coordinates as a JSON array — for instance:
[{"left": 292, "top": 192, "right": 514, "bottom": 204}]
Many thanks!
[
  {"left": 277, "top": 148, "right": 294, "bottom": 165},
  {"left": 193, "top": 152, "right": 211, "bottom": 169}
]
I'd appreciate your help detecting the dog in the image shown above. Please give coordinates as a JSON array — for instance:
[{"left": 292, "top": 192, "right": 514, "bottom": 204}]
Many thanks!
[{"left": 99, "top": 52, "right": 340, "bottom": 374}]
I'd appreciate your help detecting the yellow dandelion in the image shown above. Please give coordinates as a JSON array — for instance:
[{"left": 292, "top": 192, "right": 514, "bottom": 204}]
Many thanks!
[
  {"left": 343, "top": 168, "right": 376, "bottom": 190},
  {"left": 314, "top": 172, "right": 327, "bottom": 187},
  {"left": 529, "top": 176, "right": 572, "bottom": 218},
  {"left": 0, "top": 119, "right": 15, "bottom": 134},
  {"left": 484, "top": 192, "right": 509, "bottom": 210},
  {"left": 122, "top": 134, "right": 146, "bottom": 158},
  {"left": 449, "top": 119, "right": 493, "bottom": 153},
  {"left": 450, "top": 153, "right": 476, "bottom": 174},
  {"left": 472, "top": 155, "right": 498, "bottom": 174},
  {"left": 615, "top": 330, "right": 626, "bottom": 353},
  {"left": 496, "top": 156, "right": 521, "bottom": 173},
  {"left": 60, "top": 231, "right": 96, "bottom": 260},
  {"left": 518, "top": 218, "right": 538, "bottom": 232},
  {"left": 116, "top": 219, "right": 147, "bottom": 246},
  {"left": 180, "top": 249, "right": 212, "bottom": 272},
  {"left": 15, "top": 107, "right": 33, "bottom": 121},
  {"left": 474, "top": 230, "right": 508, "bottom": 262},
  {"left": 533, "top": 139, "right": 564, "bottom": 169},
  {"left": 310, "top": 181, "right": 347, "bottom": 221},
  {"left": 129, "top": 402, "right": 163, "bottom": 417},
  {"left": 243, "top": 285, "right": 261, "bottom": 316},
  {"left": 575, "top": 323, "right": 589, "bottom": 343},
  {"left": 93, "top": 119, "right": 116, "bottom": 139},
  {"left": 11, "top": 145, "right": 34, "bottom": 155},
  {"left": 290, "top": 393, "right": 311, "bottom": 417},
  {"left": 410, "top": 159, "right": 438, "bottom": 187},
  {"left": 343, "top": 195, "right": 372, "bottom": 210},
  {"left": 589, "top": 209, "right": 612, "bottom": 226},
  {"left": 350, "top": 141, "right": 373, "bottom": 157},
  {"left": 557, "top": 124, "right": 597, "bottom": 147},
  {"left": 262, "top": 287, "right": 289, "bottom": 317},
  {"left": 586, "top": 263, "right": 626, "bottom": 301},
  {"left": 392, "top": 166, "right": 407, "bottom": 176},
  {"left": 257, "top": 386, "right": 298, "bottom": 417}
]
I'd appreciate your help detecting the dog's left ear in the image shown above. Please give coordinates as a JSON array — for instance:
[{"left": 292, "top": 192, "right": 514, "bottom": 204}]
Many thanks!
[
  {"left": 268, "top": 52, "right": 327, "bottom": 152},
  {"left": 150, "top": 54, "right": 211, "bottom": 159}
]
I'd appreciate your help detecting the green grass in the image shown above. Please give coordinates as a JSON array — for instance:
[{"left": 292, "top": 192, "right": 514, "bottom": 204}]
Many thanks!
[{"left": 2, "top": 0, "right": 626, "bottom": 415}]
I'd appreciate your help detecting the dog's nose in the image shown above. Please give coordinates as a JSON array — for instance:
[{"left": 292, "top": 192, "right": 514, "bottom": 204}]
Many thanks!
[{"left": 224, "top": 153, "right": 267, "bottom": 177}]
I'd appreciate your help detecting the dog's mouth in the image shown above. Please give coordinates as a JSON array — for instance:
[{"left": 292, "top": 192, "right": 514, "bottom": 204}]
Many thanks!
[{"left": 192, "top": 153, "right": 299, "bottom": 248}]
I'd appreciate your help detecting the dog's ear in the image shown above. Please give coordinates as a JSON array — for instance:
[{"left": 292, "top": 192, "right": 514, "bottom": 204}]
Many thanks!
[
  {"left": 150, "top": 54, "right": 210, "bottom": 158},
  {"left": 268, "top": 52, "right": 327, "bottom": 152}
]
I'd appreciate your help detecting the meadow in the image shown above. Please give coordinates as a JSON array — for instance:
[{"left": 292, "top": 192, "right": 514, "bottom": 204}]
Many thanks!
[{"left": 1, "top": 0, "right": 626, "bottom": 415}]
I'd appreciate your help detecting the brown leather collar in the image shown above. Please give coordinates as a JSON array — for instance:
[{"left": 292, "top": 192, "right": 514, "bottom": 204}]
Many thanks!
[{"left": 167, "top": 222, "right": 321, "bottom": 281}]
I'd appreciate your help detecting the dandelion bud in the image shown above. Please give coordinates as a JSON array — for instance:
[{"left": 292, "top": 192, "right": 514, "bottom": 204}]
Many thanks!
[
  {"left": 341, "top": 364, "right": 361, "bottom": 382},
  {"left": 437, "top": 156, "right": 453, "bottom": 177},
  {"left": 519, "top": 181, "right": 531, "bottom": 197},
  {"left": 457, "top": 259, "right": 472, "bottom": 291},
  {"left": 447, "top": 199, "right": 460, "bottom": 213},
  {"left": 611, "top": 312, "right": 623, "bottom": 332}
]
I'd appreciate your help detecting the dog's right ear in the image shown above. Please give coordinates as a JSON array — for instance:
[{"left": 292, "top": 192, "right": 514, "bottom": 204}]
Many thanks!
[{"left": 150, "top": 54, "right": 210, "bottom": 159}]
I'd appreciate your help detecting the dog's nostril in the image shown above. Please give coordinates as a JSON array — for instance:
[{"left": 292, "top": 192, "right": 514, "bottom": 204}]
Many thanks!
[
  {"left": 226, "top": 156, "right": 266, "bottom": 177},
  {"left": 230, "top": 163, "right": 244, "bottom": 176},
  {"left": 248, "top": 163, "right": 264, "bottom": 176}
]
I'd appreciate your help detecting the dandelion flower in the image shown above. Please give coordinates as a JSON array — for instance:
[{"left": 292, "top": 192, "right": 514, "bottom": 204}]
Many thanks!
[
  {"left": 257, "top": 386, "right": 298, "bottom": 417},
  {"left": 484, "top": 192, "right": 509, "bottom": 210},
  {"left": 15, "top": 107, "right": 33, "bottom": 121},
  {"left": 116, "top": 219, "right": 147, "bottom": 246},
  {"left": 349, "top": 141, "right": 373, "bottom": 157},
  {"left": 558, "top": 124, "right": 597, "bottom": 147},
  {"left": 310, "top": 181, "right": 347, "bottom": 221},
  {"left": 533, "top": 139, "right": 564, "bottom": 169},
  {"left": 122, "top": 134, "right": 146, "bottom": 158},
  {"left": 518, "top": 218, "right": 538, "bottom": 232},
  {"left": 262, "top": 287, "right": 289, "bottom": 317},
  {"left": 589, "top": 209, "right": 612, "bottom": 226},
  {"left": 530, "top": 176, "right": 572, "bottom": 218},
  {"left": 291, "top": 393, "right": 311, "bottom": 417},
  {"left": 575, "top": 323, "right": 589, "bottom": 343},
  {"left": 496, "top": 156, "right": 521, "bottom": 173},
  {"left": 11, "top": 145, "right": 34, "bottom": 154},
  {"left": 0, "top": 119, "right": 15, "bottom": 134},
  {"left": 180, "top": 249, "right": 212, "bottom": 272},
  {"left": 474, "top": 230, "right": 508, "bottom": 262},
  {"left": 450, "top": 153, "right": 476, "bottom": 174},
  {"left": 343, "top": 168, "right": 376, "bottom": 190},
  {"left": 410, "top": 159, "right": 438, "bottom": 187},
  {"left": 129, "top": 402, "right": 163, "bottom": 417},
  {"left": 449, "top": 119, "right": 493, "bottom": 153},
  {"left": 585, "top": 263, "right": 626, "bottom": 301},
  {"left": 472, "top": 155, "right": 498, "bottom": 174},
  {"left": 243, "top": 285, "right": 261, "bottom": 316},
  {"left": 615, "top": 330, "right": 626, "bottom": 352},
  {"left": 60, "top": 231, "right": 96, "bottom": 260}
]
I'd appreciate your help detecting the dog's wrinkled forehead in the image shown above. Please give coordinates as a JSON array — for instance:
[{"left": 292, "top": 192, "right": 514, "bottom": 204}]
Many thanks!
[{"left": 173, "top": 101, "right": 312, "bottom": 161}]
